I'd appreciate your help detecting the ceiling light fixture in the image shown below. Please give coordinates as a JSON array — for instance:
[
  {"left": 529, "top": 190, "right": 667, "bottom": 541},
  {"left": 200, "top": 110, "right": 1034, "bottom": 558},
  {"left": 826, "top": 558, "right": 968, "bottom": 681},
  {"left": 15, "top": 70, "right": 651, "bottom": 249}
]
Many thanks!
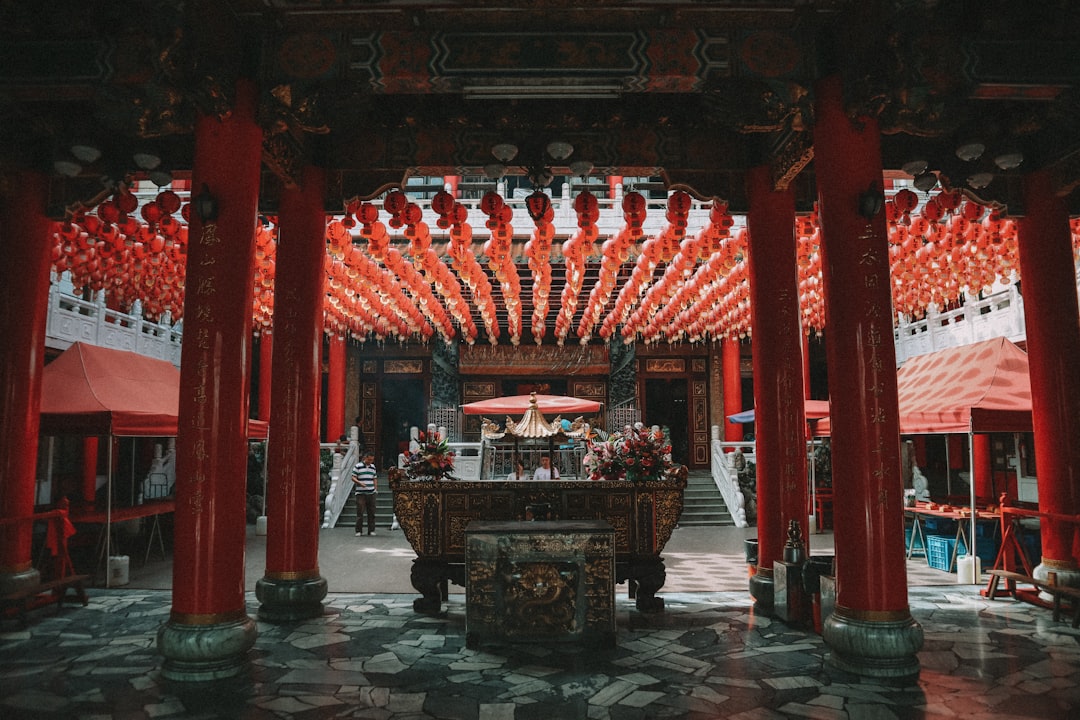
[
  {"left": 133, "top": 151, "right": 162, "bottom": 170},
  {"left": 967, "top": 172, "right": 994, "bottom": 190},
  {"left": 901, "top": 159, "right": 928, "bottom": 177},
  {"left": 955, "top": 141, "right": 986, "bottom": 162},
  {"left": 70, "top": 142, "right": 102, "bottom": 164},
  {"left": 913, "top": 171, "right": 938, "bottom": 192},
  {"left": 993, "top": 151, "right": 1024, "bottom": 171},
  {"left": 545, "top": 140, "right": 574, "bottom": 161},
  {"left": 491, "top": 143, "right": 518, "bottom": 163}
]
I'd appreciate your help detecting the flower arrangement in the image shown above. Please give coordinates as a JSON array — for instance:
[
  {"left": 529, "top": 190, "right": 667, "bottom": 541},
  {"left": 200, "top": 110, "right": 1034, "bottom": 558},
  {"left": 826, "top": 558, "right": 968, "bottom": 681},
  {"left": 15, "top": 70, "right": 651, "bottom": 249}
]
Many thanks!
[
  {"left": 584, "top": 423, "right": 672, "bottom": 482},
  {"left": 404, "top": 431, "right": 456, "bottom": 480}
]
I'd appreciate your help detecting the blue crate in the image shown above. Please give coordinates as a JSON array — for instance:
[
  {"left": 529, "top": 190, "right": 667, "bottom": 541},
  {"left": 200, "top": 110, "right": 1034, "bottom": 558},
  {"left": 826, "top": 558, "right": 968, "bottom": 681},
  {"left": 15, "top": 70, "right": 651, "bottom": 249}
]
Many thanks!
[{"left": 927, "top": 535, "right": 964, "bottom": 572}]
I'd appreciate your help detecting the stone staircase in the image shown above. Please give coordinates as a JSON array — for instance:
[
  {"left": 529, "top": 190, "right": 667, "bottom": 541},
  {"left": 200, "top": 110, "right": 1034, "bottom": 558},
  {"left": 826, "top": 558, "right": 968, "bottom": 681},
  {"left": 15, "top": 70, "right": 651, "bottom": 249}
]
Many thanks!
[
  {"left": 335, "top": 468, "right": 734, "bottom": 529},
  {"left": 679, "top": 470, "right": 735, "bottom": 526},
  {"left": 335, "top": 484, "right": 399, "bottom": 533}
]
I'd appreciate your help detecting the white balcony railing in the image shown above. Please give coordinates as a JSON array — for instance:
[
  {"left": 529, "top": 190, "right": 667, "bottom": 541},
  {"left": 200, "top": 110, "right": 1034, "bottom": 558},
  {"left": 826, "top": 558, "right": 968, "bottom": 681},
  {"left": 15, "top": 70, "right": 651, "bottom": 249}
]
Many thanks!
[{"left": 47, "top": 272, "right": 183, "bottom": 367}]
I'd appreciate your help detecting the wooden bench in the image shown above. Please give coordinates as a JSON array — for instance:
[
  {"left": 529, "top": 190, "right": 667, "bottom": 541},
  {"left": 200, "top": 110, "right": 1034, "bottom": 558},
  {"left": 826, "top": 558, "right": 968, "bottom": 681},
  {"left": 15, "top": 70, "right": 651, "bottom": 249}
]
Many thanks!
[
  {"left": 1, "top": 574, "right": 90, "bottom": 626},
  {"left": 986, "top": 569, "right": 1080, "bottom": 628}
]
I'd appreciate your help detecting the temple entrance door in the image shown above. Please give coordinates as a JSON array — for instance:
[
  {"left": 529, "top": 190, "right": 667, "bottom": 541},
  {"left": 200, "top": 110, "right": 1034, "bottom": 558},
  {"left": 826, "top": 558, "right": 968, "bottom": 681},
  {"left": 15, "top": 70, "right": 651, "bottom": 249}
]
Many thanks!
[
  {"left": 644, "top": 378, "right": 689, "bottom": 466},
  {"left": 380, "top": 380, "right": 425, "bottom": 470}
]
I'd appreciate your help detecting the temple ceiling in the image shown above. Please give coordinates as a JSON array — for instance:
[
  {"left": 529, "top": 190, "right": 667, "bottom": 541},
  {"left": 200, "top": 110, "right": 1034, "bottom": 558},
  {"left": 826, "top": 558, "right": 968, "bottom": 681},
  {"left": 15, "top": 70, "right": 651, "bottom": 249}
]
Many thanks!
[{"left": 1, "top": 0, "right": 1078, "bottom": 213}]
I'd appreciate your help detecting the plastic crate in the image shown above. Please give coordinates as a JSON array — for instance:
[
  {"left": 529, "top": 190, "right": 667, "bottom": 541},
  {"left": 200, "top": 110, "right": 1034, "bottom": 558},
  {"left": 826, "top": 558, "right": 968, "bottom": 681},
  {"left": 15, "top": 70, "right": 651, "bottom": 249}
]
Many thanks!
[{"left": 927, "top": 535, "right": 964, "bottom": 572}]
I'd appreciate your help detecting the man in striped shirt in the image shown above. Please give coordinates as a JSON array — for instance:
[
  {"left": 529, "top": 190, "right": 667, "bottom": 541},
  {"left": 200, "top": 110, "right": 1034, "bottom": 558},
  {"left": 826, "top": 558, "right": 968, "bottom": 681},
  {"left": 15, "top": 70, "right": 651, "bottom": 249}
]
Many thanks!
[{"left": 351, "top": 452, "right": 378, "bottom": 536}]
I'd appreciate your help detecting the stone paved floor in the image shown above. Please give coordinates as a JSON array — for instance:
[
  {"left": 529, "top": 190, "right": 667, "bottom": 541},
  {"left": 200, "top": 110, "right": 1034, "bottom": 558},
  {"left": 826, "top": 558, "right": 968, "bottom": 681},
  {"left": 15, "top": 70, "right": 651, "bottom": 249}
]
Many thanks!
[
  {"left": 3, "top": 586, "right": 1080, "bottom": 719},
  {"left": 3, "top": 525, "right": 1069, "bottom": 719}
]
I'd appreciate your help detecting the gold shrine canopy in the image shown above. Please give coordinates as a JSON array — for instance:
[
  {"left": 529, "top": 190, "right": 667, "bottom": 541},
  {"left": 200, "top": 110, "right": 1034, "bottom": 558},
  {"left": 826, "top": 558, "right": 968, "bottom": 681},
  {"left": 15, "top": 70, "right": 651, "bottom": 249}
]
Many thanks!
[{"left": 465, "top": 393, "right": 599, "bottom": 440}]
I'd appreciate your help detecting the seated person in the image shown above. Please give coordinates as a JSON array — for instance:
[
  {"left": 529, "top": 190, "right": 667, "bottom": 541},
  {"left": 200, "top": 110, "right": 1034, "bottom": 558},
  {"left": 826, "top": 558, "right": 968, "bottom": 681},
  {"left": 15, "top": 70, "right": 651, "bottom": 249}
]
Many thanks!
[
  {"left": 506, "top": 459, "right": 527, "bottom": 481},
  {"left": 532, "top": 454, "right": 560, "bottom": 481}
]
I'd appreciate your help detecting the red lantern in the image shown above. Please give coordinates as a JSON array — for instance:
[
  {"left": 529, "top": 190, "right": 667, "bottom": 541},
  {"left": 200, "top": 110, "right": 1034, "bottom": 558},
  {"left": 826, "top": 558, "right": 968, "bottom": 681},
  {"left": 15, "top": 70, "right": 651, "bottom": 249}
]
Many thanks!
[
  {"left": 431, "top": 190, "right": 455, "bottom": 216},
  {"left": 894, "top": 188, "right": 918, "bottom": 214},
  {"left": 525, "top": 191, "right": 552, "bottom": 222},
  {"left": 383, "top": 190, "right": 407, "bottom": 216},
  {"left": 156, "top": 190, "right": 182, "bottom": 214},
  {"left": 480, "top": 191, "right": 504, "bottom": 217},
  {"left": 356, "top": 203, "right": 380, "bottom": 225},
  {"left": 622, "top": 191, "right": 646, "bottom": 216}
]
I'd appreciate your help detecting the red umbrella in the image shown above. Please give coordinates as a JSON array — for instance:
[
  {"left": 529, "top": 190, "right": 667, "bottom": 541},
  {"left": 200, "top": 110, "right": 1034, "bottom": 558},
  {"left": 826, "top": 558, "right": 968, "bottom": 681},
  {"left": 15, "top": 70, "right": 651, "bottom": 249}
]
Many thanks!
[{"left": 461, "top": 393, "right": 601, "bottom": 416}]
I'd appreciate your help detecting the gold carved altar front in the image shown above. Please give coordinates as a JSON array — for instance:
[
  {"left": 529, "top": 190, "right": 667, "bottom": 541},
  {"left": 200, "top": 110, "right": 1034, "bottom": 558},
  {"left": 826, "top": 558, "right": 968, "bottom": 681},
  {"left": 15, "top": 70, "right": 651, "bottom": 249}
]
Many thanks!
[{"left": 389, "top": 468, "right": 686, "bottom": 614}]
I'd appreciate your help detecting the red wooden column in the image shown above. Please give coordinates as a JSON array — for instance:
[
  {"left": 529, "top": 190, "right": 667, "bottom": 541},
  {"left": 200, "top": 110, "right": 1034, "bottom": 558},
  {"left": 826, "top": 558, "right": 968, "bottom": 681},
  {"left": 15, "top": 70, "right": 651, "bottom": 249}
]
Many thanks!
[
  {"left": 745, "top": 165, "right": 808, "bottom": 612},
  {"left": 722, "top": 337, "right": 743, "bottom": 444},
  {"left": 258, "top": 333, "right": 273, "bottom": 421},
  {"left": 256, "top": 165, "right": 329, "bottom": 621},
  {"left": 1016, "top": 169, "right": 1080, "bottom": 587},
  {"left": 0, "top": 170, "right": 52, "bottom": 596},
  {"left": 814, "top": 75, "right": 922, "bottom": 679},
  {"left": 157, "top": 79, "right": 262, "bottom": 681},
  {"left": 326, "top": 335, "right": 346, "bottom": 442},
  {"left": 972, "top": 434, "right": 993, "bottom": 502},
  {"left": 82, "top": 437, "right": 100, "bottom": 505}
]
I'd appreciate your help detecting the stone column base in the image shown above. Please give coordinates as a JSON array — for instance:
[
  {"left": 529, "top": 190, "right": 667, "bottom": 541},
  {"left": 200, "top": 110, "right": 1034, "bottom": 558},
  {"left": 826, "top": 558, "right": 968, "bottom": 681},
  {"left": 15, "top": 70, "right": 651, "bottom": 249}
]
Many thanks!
[
  {"left": 256, "top": 575, "right": 329, "bottom": 622},
  {"left": 0, "top": 566, "right": 40, "bottom": 597},
  {"left": 158, "top": 614, "right": 258, "bottom": 682},
  {"left": 749, "top": 567, "right": 774, "bottom": 613},
  {"left": 824, "top": 608, "right": 923, "bottom": 680},
  {"left": 1034, "top": 559, "right": 1080, "bottom": 603}
]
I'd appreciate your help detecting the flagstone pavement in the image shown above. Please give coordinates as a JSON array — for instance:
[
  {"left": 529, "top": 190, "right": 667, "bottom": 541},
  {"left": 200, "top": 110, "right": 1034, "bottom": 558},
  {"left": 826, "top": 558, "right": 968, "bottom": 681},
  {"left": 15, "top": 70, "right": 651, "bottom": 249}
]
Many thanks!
[{"left": 2, "top": 525, "right": 1079, "bottom": 719}]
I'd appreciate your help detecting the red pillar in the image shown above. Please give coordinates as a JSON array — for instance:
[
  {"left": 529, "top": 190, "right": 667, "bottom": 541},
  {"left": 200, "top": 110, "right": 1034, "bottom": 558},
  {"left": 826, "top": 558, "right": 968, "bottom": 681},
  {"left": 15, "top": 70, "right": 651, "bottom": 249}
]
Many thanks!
[
  {"left": 0, "top": 170, "right": 52, "bottom": 594},
  {"left": 258, "top": 333, "right": 273, "bottom": 422},
  {"left": 814, "top": 75, "right": 921, "bottom": 678},
  {"left": 973, "top": 434, "right": 993, "bottom": 503},
  {"left": 608, "top": 176, "right": 623, "bottom": 199},
  {"left": 82, "top": 437, "right": 99, "bottom": 505},
  {"left": 745, "top": 165, "right": 808, "bottom": 611},
  {"left": 722, "top": 337, "right": 743, "bottom": 444},
  {"left": 1016, "top": 169, "right": 1080, "bottom": 581},
  {"left": 326, "top": 335, "right": 346, "bottom": 442},
  {"left": 256, "top": 165, "right": 329, "bottom": 621},
  {"left": 158, "top": 79, "right": 262, "bottom": 681}
]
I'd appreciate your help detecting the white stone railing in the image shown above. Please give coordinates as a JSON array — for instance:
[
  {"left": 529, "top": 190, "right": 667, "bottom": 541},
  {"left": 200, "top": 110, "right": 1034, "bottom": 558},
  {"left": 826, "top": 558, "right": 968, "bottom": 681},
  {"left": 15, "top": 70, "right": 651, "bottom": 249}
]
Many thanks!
[
  {"left": 321, "top": 427, "right": 359, "bottom": 529},
  {"left": 710, "top": 426, "right": 756, "bottom": 529},
  {"left": 893, "top": 284, "right": 1026, "bottom": 365},
  {"left": 47, "top": 276, "right": 183, "bottom": 367}
]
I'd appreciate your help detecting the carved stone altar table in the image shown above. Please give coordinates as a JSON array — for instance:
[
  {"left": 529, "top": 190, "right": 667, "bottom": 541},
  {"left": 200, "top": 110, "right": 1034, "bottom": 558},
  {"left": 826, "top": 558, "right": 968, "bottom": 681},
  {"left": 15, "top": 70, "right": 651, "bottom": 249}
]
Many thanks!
[{"left": 465, "top": 520, "right": 615, "bottom": 648}]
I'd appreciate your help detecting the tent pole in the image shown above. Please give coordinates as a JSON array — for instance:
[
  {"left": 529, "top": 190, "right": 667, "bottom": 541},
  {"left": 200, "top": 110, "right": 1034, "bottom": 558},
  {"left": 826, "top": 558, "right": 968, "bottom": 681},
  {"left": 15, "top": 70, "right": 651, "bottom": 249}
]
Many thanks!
[
  {"left": 105, "top": 435, "right": 113, "bottom": 589},
  {"left": 945, "top": 436, "right": 952, "bottom": 497},
  {"left": 968, "top": 428, "right": 978, "bottom": 581}
]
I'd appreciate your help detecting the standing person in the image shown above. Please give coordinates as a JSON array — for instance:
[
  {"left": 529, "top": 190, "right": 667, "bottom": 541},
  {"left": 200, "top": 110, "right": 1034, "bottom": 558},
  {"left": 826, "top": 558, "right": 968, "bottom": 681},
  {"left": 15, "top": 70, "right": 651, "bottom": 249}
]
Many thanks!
[
  {"left": 533, "top": 454, "right": 560, "bottom": 481},
  {"left": 351, "top": 452, "right": 378, "bottom": 536}
]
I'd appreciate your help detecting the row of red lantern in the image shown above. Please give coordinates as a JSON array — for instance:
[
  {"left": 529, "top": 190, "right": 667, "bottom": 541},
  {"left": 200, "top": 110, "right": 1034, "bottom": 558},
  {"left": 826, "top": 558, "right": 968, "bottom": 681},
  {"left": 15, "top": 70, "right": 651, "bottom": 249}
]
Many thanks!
[
  {"left": 480, "top": 191, "right": 523, "bottom": 344},
  {"left": 646, "top": 230, "right": 751, "bottom": 343},
  {"left": 552, "top": 210, "right": 598, "bottom": 344},
  {"left": 326, "top": 223, "right": 431, "bottom": 340},
  {"left": 619, "top": 195, "right": 727, "bottom": 341},
  {"left": 525, "top": 216, "right": 556, "bottom": 344},
  {"left": 251, "top": 223, "right": 278, "bottom": 333},
  {"left": 581, "top": 192, "right": 651, "bottom": 341},
  {"left": 447, "top": 220, "right": 499, "bottom": 344},
  {"left": 49, "top": 190, "right": 193, "bottom": 323},
  {"left": 402, "top": 203, "right": 479, "bottom": 341}
]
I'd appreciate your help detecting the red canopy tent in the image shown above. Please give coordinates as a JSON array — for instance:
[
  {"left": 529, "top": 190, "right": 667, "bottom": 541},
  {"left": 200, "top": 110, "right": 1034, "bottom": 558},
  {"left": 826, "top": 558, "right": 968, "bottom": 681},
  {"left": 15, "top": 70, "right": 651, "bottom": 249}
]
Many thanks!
[
  {"left": 461, "top": 393, "right": 601, "bottom": 416},
  {"left": 40, "top": 342, "right": 268, "bottom": 438},
  {"left": 38, "top": 343, "right": 269, "bottom": 584},
  {"left": 814, "top": 337, "right": 1031, "bottom": 436}
]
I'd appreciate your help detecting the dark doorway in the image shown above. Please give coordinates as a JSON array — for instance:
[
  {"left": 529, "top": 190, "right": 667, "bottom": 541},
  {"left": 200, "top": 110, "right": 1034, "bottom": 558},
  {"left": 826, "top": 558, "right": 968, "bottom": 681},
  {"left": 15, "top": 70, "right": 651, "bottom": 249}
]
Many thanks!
[
  {"left": 644, "top": 378, "right": 689, "bottom": 465},
  {"left": 380, "top": 380, "right": 425, "bottom": 471}
]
